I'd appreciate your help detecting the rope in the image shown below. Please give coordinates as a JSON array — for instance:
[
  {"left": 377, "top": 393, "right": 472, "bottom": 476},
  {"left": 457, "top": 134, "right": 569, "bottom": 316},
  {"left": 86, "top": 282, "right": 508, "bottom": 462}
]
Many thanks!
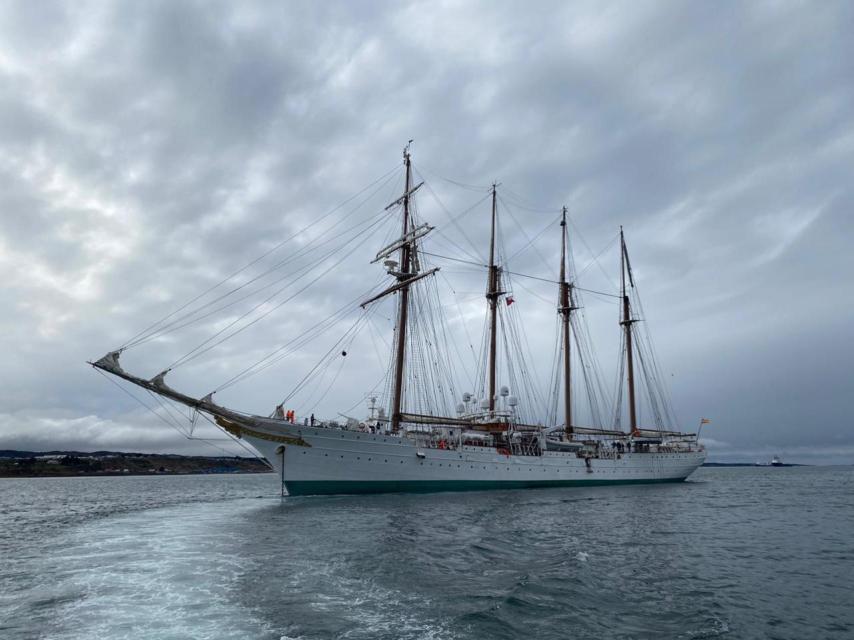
[{"left": 120, "top": 165, "right": 400, "bottom": 350}]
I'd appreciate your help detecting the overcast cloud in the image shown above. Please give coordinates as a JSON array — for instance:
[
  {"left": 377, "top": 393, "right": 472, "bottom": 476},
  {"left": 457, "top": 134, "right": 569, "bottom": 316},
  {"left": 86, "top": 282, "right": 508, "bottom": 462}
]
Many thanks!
[{"left": 1, "top": 0, "right": 852, "bottom": 464}]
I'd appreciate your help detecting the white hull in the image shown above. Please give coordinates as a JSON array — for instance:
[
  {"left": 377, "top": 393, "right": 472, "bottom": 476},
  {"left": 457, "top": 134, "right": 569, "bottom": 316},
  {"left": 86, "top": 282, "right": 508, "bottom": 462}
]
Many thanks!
[{"left": 235, "top": 420, "right": 706, "bottom": 496}]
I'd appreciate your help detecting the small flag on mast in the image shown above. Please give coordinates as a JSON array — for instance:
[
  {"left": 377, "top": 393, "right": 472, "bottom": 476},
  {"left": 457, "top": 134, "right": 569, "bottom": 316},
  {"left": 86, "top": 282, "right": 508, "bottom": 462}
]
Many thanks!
[
  {"left": 700, "top": 418, "right": 711, "bottom": 424},
  {"left": 506, "top": 296, "right": 515, "bottom": 306}
]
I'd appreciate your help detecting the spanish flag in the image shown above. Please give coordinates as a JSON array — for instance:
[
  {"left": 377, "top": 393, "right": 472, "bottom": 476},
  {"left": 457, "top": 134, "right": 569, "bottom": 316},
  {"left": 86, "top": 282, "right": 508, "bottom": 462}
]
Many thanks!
[{"left": 700, "top": 418, "right": 711, "bottom": 425}]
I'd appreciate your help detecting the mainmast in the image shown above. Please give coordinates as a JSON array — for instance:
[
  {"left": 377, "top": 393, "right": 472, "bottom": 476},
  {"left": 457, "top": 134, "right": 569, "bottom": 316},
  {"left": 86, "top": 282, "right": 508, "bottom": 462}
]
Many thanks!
[
  {"left": 620, "top": 227, "right": 638, "bottom": 435},
  {"left": 486, "top": 183, "right": 500, "bottom": 413},
  {"left": 558, "top": 207, "right": 575, "bottom": 436},
  {"left": 390, "top": 148, "right": 414, "bottom": 432}
]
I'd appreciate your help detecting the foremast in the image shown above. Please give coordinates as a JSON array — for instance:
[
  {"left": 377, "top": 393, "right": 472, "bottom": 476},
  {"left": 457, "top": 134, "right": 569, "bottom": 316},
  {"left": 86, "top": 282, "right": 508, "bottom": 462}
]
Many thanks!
[
  {"left": 620, "top": 227, "right": 639, "bottom": 436},
  {"left": 558, "top": 207, "right": 577, "bottom": 436},
  {"left": 390, "top": 147, "right": 414, "bottom": 432}
]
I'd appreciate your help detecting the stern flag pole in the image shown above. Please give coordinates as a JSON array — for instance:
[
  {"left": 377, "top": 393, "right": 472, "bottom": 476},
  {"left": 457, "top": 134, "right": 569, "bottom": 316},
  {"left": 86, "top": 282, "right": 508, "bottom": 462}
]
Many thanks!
[{"left": 697, "top": 418, "right": 711, "bottom": 442}]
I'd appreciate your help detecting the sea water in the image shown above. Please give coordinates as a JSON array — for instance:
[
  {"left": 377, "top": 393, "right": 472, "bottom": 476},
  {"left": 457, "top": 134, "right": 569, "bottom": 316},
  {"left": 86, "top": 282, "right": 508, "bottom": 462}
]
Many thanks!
[{"left": 1, "top": 467, "right": 852, "bottom": 639}]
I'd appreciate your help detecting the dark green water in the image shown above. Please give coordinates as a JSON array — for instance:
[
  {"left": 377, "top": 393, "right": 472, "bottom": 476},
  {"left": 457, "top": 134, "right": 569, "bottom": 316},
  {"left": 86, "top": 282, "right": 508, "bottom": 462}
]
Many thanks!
[{"left": 1, "top": 466, "right": 852, "bottom": 639}]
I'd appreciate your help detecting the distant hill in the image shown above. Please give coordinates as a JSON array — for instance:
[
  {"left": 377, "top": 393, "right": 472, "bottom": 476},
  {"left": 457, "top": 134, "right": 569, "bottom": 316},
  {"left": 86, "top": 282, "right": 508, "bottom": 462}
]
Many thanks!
[{"left": 0, "top": 450, "right": 272, "bottom": 477}]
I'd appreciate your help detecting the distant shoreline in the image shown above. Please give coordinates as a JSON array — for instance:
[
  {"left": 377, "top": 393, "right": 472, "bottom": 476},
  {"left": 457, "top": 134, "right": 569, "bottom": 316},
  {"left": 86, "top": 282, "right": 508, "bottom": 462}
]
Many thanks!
[{"left": 0, "top": 450, "right": 272, "bottom": 478}]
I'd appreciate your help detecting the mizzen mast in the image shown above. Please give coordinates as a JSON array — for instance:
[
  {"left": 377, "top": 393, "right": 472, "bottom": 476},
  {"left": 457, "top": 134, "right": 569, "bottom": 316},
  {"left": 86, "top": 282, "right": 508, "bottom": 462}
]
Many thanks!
[
  {"left": 620, "top": 226, "right": 639, "bottom": 435},
  {"left": 558, "top": 207, "right": 576, "bottom": 436},
  {"left": 486, "top": 183, "right": 501, "bottom": 413}
]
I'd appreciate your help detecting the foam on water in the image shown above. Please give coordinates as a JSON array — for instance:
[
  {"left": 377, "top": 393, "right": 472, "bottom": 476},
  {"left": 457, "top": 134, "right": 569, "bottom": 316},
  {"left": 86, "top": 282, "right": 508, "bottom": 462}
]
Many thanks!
[{"left": 33, "top": 500, "right": 278, "bottom": 639}]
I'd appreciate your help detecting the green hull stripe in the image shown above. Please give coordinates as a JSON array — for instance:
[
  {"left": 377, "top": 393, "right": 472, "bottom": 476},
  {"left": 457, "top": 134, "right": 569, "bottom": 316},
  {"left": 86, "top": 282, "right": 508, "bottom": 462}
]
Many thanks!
[{"left": 284, "top": 477, "right": 686, "bottom": 496}]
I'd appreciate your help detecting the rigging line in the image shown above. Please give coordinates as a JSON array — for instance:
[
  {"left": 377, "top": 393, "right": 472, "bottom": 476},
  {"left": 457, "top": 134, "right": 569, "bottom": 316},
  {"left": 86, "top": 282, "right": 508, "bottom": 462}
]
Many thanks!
[
  {"left": 414, "top": 171, "right": 488, "bottom": 264},
  {"left": 429, "top": 276, "right": 474, "bottom": 391},
  {"left": 412, "top": 162, "right": 492, "bottom": 192},
  {"left": 279, "top": 311, "right": 368, "bottom": 406},
  {"left": 506, "top": 210, "right": 563, "bottom": 263},
  {"left": 96, "top": 368, "right": 186, "bottom": 435},
  {"left": 93, "top": 369, "right": 245, "bottom": 458},
  {"left": 295, "top": 309, "right": 372, "bottom": 413},
  {"left": 503, "top": 269, "right": 559, "bottom": 284},
  {"left": 126, "top": 189, "right": 394, "bottom": 349},
  {"left": 147, "top": 390, "right": 194, "bottom": 431},
  {"left": 212, "top": 271, "right": 386, "bottom": 390},
  {"left": 575, "top": 233, "right": 620, "bottom": 283},
  {"left": 142, "top": 390, "right": 191, "bottom": 434},
  {"left": 438, "top": 270, "right": 479, "bottom": 372},
  {"left": 497, "top": 194, "right": 558, "bottom": 278},
  {"left": 505, "top": 292, "right": 547, "bottom": 410},
  {"left": 338, "top": 378, "right": 386, "bottom": 420},
  {"left": 571, "top": 222, "right": 620, "bottom": 289},
  {"left": 215, "top": 282, "right": 383, "bottom": 392},
  {"left": 195, "top": 411, "right": 275, "bottom": 466},
  {"left": 512, "top": 277, "right": 555, "bottom": 306},
  {"left": 302, "top": 315, "right": 369, "bottom": 414},
  {"left": 149, "top": 390, "right": 261, "bottom": 452},
  {"left": 419, "top": 250, "right": 486, "bottom": 268},
  {"left": 366, "top": 312, "right": 391, "bottom": 370},
  {"left": 414, "top": 170, "right": 493, "bottom": 226},
  {"left": 432, "top": 228, "right": 485, "bottom": 267},
  {"left": 498, "top": 183, "right": 563, "bottom": 213},
  {"left": 120, "top": 165, "right": 401, "bottom": 350},
  {"left": 168, "top": 214, "right": 388, "bottom": 370},
  {"left": 574, "top": 286, "right": 622, "bottom": 299},
  {"left": 506, "top": 269, "right": 620, "bottom": 300}
]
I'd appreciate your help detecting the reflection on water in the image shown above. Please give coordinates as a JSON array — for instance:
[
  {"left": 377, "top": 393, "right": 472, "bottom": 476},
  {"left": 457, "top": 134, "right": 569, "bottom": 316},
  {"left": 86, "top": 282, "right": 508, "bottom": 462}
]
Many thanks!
[{"left": 2, "top": 468, "right": 852, "bottom": 639}]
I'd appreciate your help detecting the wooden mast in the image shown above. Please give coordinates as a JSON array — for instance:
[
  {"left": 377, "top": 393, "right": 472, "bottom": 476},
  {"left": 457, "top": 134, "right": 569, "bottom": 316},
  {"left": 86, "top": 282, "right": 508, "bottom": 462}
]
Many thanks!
[
  {"left": 390, "top": 147, "right": 414, "bottom": 432},
  {"left": 559, "top": 207, "right": 574, "bottom": 436},
  {"left": 486, "top": 183, "right": 500, "bottom": 413},
  {"left": 620, "top": 227, "right": 638, "bottom": 435}
]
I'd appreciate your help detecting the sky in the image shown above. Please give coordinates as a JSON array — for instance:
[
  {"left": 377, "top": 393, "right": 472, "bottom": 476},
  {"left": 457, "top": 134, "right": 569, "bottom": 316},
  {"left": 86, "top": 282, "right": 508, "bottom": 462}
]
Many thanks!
[{"left": 1, "top": 0, "right": 852, "bottom": 464}]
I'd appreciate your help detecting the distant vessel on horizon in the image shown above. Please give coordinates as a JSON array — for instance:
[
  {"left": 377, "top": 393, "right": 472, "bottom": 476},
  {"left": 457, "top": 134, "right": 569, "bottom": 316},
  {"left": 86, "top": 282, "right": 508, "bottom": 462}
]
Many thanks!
[
  {"left": 91, "top": 146, "right": 706, "bottom": 496},
  {"left": 755, "top": 455, "right": 785, "bottom": 467}
]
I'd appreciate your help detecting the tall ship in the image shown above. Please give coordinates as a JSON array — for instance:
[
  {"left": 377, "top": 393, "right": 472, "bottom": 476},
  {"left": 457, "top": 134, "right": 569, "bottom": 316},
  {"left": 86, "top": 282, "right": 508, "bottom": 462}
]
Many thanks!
[{"left": 91, "top": 146, "right": 705, "bottom": 495}]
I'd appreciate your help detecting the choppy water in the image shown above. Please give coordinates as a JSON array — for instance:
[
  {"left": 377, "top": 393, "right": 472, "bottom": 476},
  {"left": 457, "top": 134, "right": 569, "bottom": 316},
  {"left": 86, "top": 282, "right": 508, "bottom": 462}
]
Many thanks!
[{"left": 1, "top": 467, "right": 852, "bottom": 639}]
